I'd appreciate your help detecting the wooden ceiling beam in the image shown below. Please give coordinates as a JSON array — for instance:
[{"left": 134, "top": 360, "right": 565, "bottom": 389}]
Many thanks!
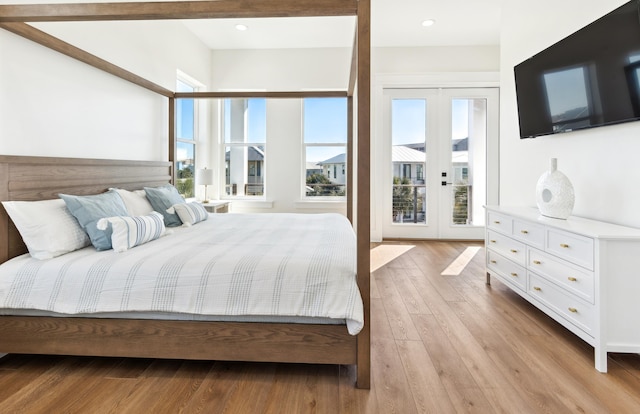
[
  {"left": 0, "top": 0, "right": 358, "bottom": 22},
  {"left": 0, "top": 22, "right": 174, "bottom": 98},
  {"left": 174, "top": 91, "right": 348, "bottom": 99}
]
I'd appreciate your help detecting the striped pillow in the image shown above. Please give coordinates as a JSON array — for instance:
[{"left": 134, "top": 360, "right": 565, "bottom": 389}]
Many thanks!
[
  {"left": 96, "top": 211, "right": 166, "bottom": 252},
  {"left": 168, "top": 202, "right": 209, "bottom": 226}
]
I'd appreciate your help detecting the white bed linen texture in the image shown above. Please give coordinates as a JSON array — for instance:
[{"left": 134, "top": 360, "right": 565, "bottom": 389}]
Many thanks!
[{"left": 0, "top": 213, "right": 364, "bottom": 335}]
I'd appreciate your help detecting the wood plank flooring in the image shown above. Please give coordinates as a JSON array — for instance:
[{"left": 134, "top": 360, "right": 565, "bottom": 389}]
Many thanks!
[{"left": 1, "top": 240, "right": 639, "bottom": 413}]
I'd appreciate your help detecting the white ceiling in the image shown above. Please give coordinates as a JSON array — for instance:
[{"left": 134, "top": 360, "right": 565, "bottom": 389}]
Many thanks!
[
  {"left": 182, "top": 0, "right": 503, "bottom": 50},
  {"left": 6, "top": 0, "right": 502, "bottom": 49}
]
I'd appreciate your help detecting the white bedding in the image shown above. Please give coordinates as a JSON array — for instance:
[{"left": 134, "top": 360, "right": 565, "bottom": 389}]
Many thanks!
[{"left": 0, "top": 213, "right": 363, "bottom": 335}]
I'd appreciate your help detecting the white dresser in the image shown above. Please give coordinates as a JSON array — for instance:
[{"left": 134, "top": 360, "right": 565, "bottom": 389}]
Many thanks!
[{"left": 484, "top": 205, "right": 640, "bottom": 372}]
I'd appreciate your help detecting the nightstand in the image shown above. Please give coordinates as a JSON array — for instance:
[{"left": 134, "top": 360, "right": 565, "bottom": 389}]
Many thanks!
[{"left": 202, "top": 201, "right": 230, "bottom": 213}]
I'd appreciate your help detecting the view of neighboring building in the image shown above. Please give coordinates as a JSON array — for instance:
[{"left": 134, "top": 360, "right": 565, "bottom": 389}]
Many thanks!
[
  {"left": 305, "top": 162, "right": 322, "bottom": 177},
  {"left": 317, "top": 153, "right": 346, "bottom": 185},
  {"left": 224, "top": 146, "right": 265, "bottom": 196},
  {"left": 392, "top": 145, "right": 426, "bottom": 185}
]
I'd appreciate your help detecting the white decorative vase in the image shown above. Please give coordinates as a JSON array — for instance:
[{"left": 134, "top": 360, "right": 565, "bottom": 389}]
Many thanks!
[{"left": 536, "top": 158, "right": 574, "bottom": 219}]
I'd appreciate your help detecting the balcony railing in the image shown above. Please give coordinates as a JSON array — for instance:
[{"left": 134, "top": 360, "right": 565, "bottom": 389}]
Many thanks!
[
  {"left": 392, "top": 184, "right": 426, "bottom": 223},
  {"left": 392, "top": 183, "right": 472, "bottom": 225},
  {"left": 224, "top": 183, "right": 264, "bottom": 196},
  {"left": 305, "top": 183, "right": 346, "bottom": 197}
]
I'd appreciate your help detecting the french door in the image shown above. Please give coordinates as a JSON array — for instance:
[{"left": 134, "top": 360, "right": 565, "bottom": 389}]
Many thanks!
[{"left": 382, "top": 88, "right": 499, "bottom": 240}]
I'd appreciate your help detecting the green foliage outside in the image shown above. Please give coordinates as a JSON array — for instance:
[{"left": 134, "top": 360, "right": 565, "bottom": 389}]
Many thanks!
[
  {"left": 176, "top": 166, "right": 195, "bottom": 198},
  {"left": 452, "top": 184, "right": 469, "bottom": 225},
  {"left": 392, "top": 176, "right": 414, "bottom": 221},
  {"left": 306, "top": 173, "right": 345, "bottom": 196}
]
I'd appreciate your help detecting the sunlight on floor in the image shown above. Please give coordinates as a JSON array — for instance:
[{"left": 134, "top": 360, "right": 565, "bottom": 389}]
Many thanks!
[
  {"left": 440, "top": 246, "right": 482, "bottom": 276},
  {"left": 370, "top": 244, "right": 416, "bottom": 272}
]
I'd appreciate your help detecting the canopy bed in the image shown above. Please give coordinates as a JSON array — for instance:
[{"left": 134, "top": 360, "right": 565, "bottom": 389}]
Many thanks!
[{"left": 0, "top": 0, "right": 371, "bottom": 388}]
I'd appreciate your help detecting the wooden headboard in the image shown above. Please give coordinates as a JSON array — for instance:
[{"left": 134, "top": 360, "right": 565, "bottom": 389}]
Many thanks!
[{"left": 0, "top": 155, "right": 172, "bottom": 264}]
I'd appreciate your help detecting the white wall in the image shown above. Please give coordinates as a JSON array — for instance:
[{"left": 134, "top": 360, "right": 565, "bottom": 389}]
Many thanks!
[
  {"left": 374, "top": 46, "right": 500, "bottom": 74},
  {"left": 500, "top": 0, "right": 640, "bottom": 227},
  {"left": 212, "top": 46, "right": 499, "bottom": 218},
  {"left": 209, "top": 46, "right": 500, "bottom": 224},
  {"left": 211, "top": 48, "right": 351, "bottom": 91},
  {"left": 209, "top": 48, "right": 351, "bottom": 214},
  {"left": 371, "top": 46, "right": 500, "bottom": 240},
  {"left": 0, "top": 20, "right": 212, "bottom": 162}
]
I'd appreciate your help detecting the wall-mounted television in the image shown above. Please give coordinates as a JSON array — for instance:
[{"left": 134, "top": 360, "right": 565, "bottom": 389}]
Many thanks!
[{"left": 514, "top": 0, "right": 640, "bottom": 138}]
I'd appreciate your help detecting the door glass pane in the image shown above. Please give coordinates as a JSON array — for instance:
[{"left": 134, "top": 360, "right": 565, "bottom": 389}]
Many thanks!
[
  {"left": 451, "top": 98, "right": 487, "bottom": 226},
  {"left": 391, "top": 99, "right": 426, "bottom": 224}
]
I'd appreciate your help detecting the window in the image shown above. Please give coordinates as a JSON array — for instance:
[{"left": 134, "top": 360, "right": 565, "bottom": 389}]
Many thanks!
[
  {"left": 223, "top": 98, "right": 266, "bottom": 197},
  {"left": 176, "top": 79, "right": 196, "bottom": 198},
  {"left": 303, "top": 98, "right": 347, "bottom": 198},
  {"left": 402, "top": 164, "right": 412, "bottom": 180}
]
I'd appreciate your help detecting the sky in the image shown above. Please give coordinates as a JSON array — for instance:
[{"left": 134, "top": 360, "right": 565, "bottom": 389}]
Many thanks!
[
  {"left": 176, "top": 95, "right": 472, "bottom": 162},
  {"left": 304, "top": 98, "right": 347, "bottom": 163},
  {"left": 392, "top": 98, "right": 471, "bottom": 146}
]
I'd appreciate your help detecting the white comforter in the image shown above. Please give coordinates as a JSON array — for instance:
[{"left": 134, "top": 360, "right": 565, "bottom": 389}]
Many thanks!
[{"left": 0, "top": 213, "right": 364, "bottom": 334}]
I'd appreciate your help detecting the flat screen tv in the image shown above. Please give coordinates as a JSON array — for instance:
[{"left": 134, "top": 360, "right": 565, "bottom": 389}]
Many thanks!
[{"left": 514, "top": 0, "right": 640, "bottom": 138}]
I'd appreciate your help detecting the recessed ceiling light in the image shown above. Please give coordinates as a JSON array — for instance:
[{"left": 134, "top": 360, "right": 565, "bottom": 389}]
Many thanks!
[
  {"left": 421, "top": 19, "right": 435, "bottom": 27},
  {"left": 235, "top": 24, "right": 248, "bottom": 31}
]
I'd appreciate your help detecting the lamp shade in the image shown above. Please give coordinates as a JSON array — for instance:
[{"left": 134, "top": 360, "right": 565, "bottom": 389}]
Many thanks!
[{"left": 195, "top": 168, "right": 214, "bottom": 185}]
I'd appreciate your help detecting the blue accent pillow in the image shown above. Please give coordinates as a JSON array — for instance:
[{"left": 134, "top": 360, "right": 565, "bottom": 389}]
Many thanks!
[
  {"left": 144, "top": 184, "right": 185, "bottom": 227},
  {"left": 96, "top": 211, "right": 167, "bottom": 252},
  {"left": 59, "top": 190, "right": 129, "bottom": 251},
  {"left": 169, "top": 202, "right": 209, "bottom": 226}
]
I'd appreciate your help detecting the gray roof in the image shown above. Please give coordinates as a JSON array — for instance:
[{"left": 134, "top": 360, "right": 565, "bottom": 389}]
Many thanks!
[
  {"left": 318, "top": 153, "right": 346, "bottom": 165},
  {"left": 225, "top": 146, "right": 264, "bottom": 161},
  {"left": 316, "top": 146, "right": 427, "bottom": 166},
  {"left": 392, "top": 145, "right": 425, "bottom": 163}
]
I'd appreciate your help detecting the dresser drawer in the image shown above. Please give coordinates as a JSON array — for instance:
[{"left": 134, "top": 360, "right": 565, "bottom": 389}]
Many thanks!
[
  {"left": 512, "top": 219, "right": 545, "bottom": 249},
  {"left": 528, "top": 273, "right": 595, "bottom": 335},
  {"left": 529, "top": 248, "right": 594, "bottom": 303},
  {"left": 487, "top": 211, "right": 512, "bottom": 234},
  {"left": 487, "top": 230, "right": 526, "bottom": 266},
  {"left": 546, "top": 229, "right": 594, "bottom": 270},
  {"left": 487, "top": 250, "right": 526, "bottom": 290}
]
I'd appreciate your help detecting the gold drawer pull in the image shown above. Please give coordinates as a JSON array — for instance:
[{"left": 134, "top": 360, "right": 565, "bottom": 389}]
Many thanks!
[
  {"left": 510, "top": 272, "right": 518, "bottom": 277},
  {"left": 490, "top": 240, "right": 496, "bottom": 243},
  {"left": 568, "top": 307, "right": 578, "bottom": 313},
  {"left": 494, "top": 220, "right": 500, "bottom": 224},
  {"left": 510, "top": 249, "right": 518, "bottom": 253},
  {"left": 533, "top": 260, "right": 541, "bottom": 265},
  {"left": 567, "top": 277, "right": 577, "bottom": 282},
  {"left": 560, "top": 243, "right": 570, "bottom": 248},
  {"left": 521, "top": 230, "right": 529, "bottom": 234},
  {"left": 533, "top": 286, "right": 542, "bottom": 291},
  {"left": 490, "top": 260, "right": 497, "bottom": 264}
]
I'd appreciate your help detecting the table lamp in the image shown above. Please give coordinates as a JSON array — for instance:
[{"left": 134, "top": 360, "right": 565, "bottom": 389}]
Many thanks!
[{"left": 195, "top": 167, "right": 214, "bottom": 203}]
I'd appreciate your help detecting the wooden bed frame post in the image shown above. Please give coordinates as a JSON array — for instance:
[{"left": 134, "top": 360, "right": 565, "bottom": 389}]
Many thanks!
[
  {"left": 0, "top": 0, "right": 372, "bottom": 390},
  {"left": 0, "top": 162, "right": 8, "bottom": 265},
  {"left": 347, "top": 97, "right": 354, "bottom": 223},
  {"left": 356, "top": 0, "right": 371, "bottom": 389}
]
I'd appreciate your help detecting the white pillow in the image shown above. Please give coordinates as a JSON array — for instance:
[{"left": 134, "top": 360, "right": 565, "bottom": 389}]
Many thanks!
[
  {"left": 96, "top": 211, "right": 166, "bottom": 253},
  {"left": 168, "top": 202, "right": 209, "bottom": 226},
  {"left": 2, "top": 199, "right": 90, "bottom": 259},
  {"left": 112, "top": 188, "right": 155, "bottom": 216}
]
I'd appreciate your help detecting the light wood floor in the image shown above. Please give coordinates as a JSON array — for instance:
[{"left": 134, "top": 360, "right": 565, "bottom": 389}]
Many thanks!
[{"left": 1, "top": 241, "right": 639, "bottom": 413}]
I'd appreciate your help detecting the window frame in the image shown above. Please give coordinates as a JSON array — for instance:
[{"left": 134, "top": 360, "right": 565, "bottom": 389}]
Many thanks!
[
  {"left": 302, "top": 97, "right": 348, "bottom": 200},
  {"left": 221, "top": 98, "right": 267, "bottom": 199},
  {"left": 175, "top": 77, "right": 198, "bottom": 198}
]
